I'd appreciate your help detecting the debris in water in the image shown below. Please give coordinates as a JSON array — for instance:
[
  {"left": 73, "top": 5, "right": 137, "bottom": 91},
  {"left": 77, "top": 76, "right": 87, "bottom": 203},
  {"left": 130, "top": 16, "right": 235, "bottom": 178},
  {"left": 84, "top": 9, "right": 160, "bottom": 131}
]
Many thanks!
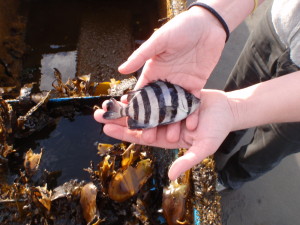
[
  {"left": 24, "top": 148, "right": 43, "bottom": 177},
  {"left": 52, "top": 68, "right": 136, "bottom": 98},
  {"left": 97, "top": 143, "right": 114, "bottom": 156}
]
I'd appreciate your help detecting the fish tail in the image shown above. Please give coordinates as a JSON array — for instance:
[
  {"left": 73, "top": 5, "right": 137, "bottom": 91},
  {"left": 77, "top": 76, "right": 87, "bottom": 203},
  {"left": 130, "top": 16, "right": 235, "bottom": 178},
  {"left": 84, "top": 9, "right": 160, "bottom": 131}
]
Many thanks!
[{"left": 103, "top": 98, "right": 125, "bottom": 119}]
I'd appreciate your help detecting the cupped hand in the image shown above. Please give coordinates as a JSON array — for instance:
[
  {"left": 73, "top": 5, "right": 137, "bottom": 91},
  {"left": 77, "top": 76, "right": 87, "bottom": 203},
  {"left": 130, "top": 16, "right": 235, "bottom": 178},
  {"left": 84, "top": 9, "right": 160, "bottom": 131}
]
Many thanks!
[
  {"left": 94, "top": 89, "right": 235, "bottom": 180},
  {"left": 118, "top": 7, "right": 227, "bottom": 140}
]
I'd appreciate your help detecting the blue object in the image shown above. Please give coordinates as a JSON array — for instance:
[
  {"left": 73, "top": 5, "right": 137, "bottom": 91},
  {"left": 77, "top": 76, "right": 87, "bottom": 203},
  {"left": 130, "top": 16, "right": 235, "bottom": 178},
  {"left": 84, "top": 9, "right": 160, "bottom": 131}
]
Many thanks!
[
  {"left": 5, "top": 95, "right": 113, "bottom": 108},
  {"left": 194, "top": 208, "right": 201, "bottom": 225},
  {"left": 49, "top": 96, "right": 103, "bottom": 102},
  {"left": 157, "top": 215, "right": 166, "bottom": 224}
]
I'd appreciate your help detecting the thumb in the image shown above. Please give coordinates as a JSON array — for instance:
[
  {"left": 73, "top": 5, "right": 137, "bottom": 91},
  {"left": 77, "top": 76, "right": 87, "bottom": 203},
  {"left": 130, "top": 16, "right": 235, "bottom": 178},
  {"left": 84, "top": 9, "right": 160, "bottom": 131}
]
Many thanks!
[
  {"left": 118, "top": 31, "right": 163, "bottom": 74},
  {"left": 168, "top": 145, "right": 215, "bottom": 180}
]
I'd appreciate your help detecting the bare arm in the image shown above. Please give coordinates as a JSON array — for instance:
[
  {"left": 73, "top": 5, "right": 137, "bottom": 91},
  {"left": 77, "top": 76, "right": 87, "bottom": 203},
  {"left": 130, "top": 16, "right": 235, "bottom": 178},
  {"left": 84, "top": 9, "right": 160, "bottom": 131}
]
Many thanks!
[
  {"left": 193, "top": 0, "right": 265, "bottom": 32},
  {"left": 228, "top": 71, "right": 300, "bottom": 131}
]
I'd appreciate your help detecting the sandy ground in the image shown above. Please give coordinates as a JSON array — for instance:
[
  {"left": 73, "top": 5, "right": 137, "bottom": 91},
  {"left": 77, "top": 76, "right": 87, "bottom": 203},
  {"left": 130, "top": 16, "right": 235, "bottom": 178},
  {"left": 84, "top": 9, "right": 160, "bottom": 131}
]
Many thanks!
[{"left": 202, "top": 1, "right": 300, "bottom": 224}]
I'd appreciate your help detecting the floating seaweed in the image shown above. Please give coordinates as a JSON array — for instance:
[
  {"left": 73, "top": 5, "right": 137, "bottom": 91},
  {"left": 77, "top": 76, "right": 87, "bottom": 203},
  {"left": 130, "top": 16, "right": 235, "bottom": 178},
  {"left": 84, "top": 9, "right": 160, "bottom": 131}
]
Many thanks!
[
  {"left": 24, "top": 148, "right": 43, "bottom": 177},
  {"left": 52, "top": 68, "right": 136, "bottom": 98},
  {"left": 0, "top": 143, "right": 174, "bottom": 224},
  {"left": 0, "top": 90, "right": 222, "bottom": 224},
  {"left": 0, "top": 105, "right": 192, "bottom": 225}
]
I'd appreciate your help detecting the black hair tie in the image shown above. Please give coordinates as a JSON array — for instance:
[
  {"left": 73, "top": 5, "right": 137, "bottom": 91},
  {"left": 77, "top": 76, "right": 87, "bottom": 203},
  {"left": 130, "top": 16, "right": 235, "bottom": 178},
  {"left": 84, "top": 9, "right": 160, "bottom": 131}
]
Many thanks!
[{"left": 188, "top": 2, "right": 230, "bottom": 42}]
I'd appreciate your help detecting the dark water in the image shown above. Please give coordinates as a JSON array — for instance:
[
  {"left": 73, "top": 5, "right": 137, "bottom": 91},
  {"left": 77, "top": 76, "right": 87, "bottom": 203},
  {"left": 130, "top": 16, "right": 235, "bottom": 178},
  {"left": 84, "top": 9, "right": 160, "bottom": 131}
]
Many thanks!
[
  {"left": 15, "top": 0, "right": 161, "bottom": 185},
  {"left": 13, "top": 113, "right": 118, "bottom": 185}
]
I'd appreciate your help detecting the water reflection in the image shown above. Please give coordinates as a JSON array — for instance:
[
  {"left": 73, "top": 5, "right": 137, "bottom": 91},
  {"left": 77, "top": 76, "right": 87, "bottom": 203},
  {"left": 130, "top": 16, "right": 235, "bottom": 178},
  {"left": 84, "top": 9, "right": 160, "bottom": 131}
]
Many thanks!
[{"left": 40, "top": 50, "right": 77, "bottom": 91}]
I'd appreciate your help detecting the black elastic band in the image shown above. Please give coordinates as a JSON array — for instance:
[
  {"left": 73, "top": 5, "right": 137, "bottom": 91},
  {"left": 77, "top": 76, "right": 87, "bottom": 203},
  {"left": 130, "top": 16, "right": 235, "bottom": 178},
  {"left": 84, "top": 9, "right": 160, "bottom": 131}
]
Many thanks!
[{"left": 188, "top": 2, "right": 230, "bottom": 42}]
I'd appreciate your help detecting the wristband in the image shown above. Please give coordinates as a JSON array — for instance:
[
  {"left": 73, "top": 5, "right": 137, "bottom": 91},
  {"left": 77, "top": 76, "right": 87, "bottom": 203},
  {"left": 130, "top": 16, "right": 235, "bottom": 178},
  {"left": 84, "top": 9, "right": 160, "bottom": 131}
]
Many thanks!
[{"left": 188, "top": 2, "right": 230, "bottom": 42}]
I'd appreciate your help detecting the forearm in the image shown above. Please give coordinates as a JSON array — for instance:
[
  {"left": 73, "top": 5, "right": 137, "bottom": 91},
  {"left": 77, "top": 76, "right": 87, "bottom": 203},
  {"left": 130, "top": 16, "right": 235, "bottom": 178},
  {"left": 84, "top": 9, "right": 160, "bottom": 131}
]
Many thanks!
[
  {"left": 190, "top": 0, "right": 265, "bottom": 32},
  {"left": 227, "top": 71, "right": 300, "bottom": 131}
]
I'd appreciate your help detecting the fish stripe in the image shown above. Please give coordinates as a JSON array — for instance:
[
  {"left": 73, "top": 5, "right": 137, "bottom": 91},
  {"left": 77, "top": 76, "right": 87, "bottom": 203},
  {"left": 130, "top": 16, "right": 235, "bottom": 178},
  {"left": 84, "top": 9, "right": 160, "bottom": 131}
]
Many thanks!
[
  {"left": 156, "top": 81, "right": 172, "bottom": 106},
  {"left": 149, "top": 82, "right": 166, "bottom": 123},
  {"left": 136, "top": 93, "right": 145, "bottom": 125},
  {"left": 174, "top": 84, "right": 189, "bottom": 122},
  {"left": 185, "top": 91, "right": 193, "bottom": 115},
  {"left": 132, "top": 97, "right": 139, "bottom": 121},
  {"left": 140, "top": 89, "right": 151, "bottom": 125},
  {"left": 156, "top": 81, "right": 172, "bottom": 123},
  {"left": 144, "top": 86, "right": 159, "bottom": 127},
  {"left": 165, "top": 82, "right": 178, "bottom": 122},
  {"left": 125, "top": 106, "right": 129, "bottom": 116}
]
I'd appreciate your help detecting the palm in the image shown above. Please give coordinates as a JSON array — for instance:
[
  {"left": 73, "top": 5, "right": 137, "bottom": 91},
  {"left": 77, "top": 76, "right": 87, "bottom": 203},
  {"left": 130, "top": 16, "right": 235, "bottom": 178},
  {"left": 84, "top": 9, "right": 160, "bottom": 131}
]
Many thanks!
[
  {"left": 94, "top": 90, "right": 234, "bottom": 180},
  {"left": 169, "top": 90, "right": 233, "bottom": 179},
  {"left": 95, "top": 9, "right": 230, "bottom": 179}
]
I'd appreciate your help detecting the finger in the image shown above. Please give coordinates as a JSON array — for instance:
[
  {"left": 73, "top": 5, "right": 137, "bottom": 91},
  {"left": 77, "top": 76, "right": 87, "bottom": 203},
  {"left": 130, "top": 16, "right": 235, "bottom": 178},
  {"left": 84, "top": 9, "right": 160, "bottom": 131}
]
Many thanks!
[
  {"left": 103, "top": 124, "right": 142, "bottom": 143},
  {"left": 104, "top": 124, "right": 181, "bottom": 149},
  {"left": 141, "top": 127, "right": 157, "bottom": 144},
  {"left": 94, "top": 109, "right": 127, "bottom": 127},
  {"left": 118, "top": 32, "right": 162, "bottom": 74},
  {"left": 101, "top": 100, "right": 109, "bottom": 111},
  {"left": 168, "top": 145, "right": 211, "bottom": 180},
  {"left": 166, "top": 122, "right": 181, "bottom": 143},
  {"left": 186, "top": 111, "right": 199, "bottom": 131}
]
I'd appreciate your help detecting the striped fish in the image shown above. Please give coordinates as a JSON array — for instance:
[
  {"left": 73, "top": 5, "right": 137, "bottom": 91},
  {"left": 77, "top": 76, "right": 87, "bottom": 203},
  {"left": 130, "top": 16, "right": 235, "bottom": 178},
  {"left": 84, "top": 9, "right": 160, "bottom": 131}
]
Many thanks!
[{"left": 103, "top": 80, "right": 200, "bottom": 129}]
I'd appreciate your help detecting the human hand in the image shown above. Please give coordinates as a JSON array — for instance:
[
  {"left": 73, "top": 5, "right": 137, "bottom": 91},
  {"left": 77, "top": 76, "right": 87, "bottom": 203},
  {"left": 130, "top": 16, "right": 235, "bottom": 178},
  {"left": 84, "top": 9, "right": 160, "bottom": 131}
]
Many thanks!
[
  {"left": 118, "top": 7, "right": 227, "bottom": 142},
  {"left": 119, "top": 7, "right": 226, "bottom": 94},
  {"left": 94, "top": 89, "right": 235, "bottom": 180}
]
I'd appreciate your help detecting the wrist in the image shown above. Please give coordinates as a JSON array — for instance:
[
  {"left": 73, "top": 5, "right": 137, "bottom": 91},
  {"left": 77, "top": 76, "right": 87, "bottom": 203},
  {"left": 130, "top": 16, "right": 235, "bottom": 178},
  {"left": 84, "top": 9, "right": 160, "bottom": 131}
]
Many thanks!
[
  {"left": 226, "top": 90, "right": 252, "bottom": 131},
  {"left": 188, "top": 6, "right": 227, "bottom": 42},
  {"left": 188, "top": 2, "right": 229, "bottom": 42},
  {"left": 193, "top": 0, "right": 263, "bottom": 32}
]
